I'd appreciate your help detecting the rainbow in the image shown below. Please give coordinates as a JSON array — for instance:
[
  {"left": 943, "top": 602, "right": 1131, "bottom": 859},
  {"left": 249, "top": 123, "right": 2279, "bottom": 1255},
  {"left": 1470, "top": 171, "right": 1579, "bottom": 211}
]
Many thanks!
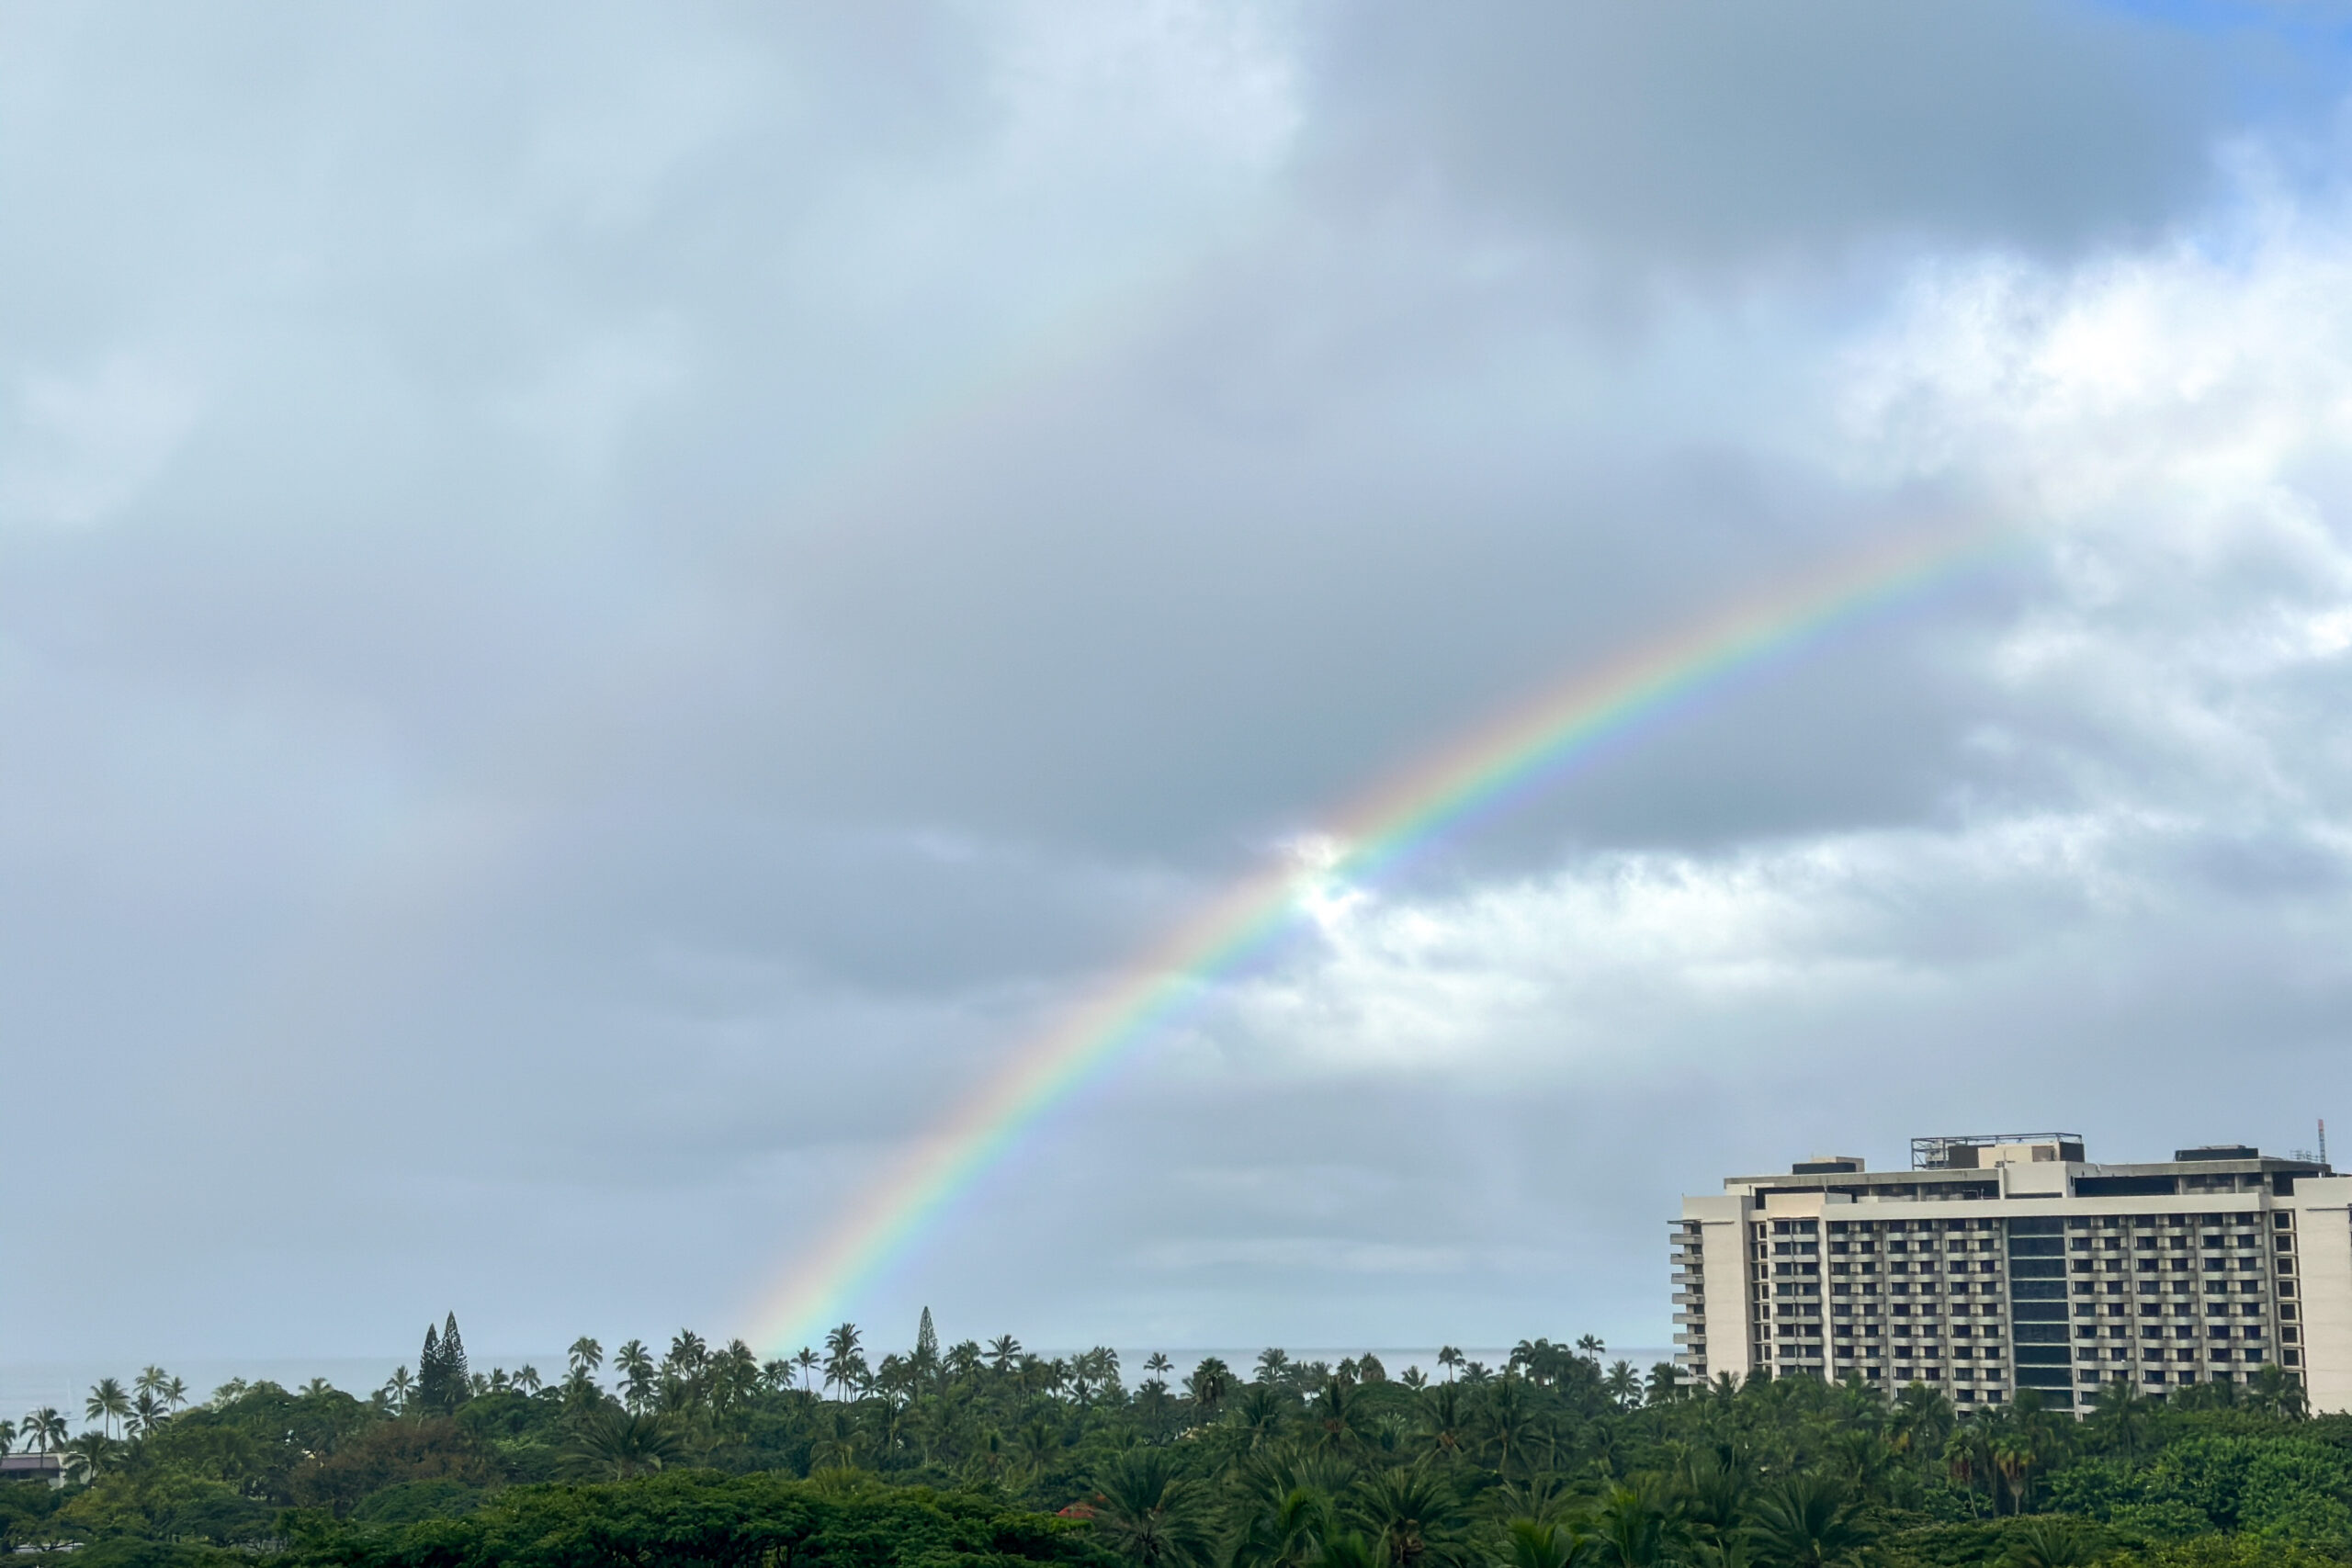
[{"left": 750, "top": 520, "right": 2024, "bottom": 1352}]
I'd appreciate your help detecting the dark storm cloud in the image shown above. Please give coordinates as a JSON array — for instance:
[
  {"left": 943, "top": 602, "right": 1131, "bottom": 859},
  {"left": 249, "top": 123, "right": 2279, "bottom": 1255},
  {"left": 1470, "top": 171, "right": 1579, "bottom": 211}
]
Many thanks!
[{"left": 1306, "top": 0, "right": 2291, "bottom": 265}]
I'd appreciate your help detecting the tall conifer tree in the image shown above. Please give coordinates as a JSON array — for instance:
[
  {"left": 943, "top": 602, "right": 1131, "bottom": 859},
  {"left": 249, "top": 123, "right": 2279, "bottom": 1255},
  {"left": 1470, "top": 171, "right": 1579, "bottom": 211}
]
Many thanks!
[{"left": 442, "top": 1313, "right": 469, "bottom": 1393}]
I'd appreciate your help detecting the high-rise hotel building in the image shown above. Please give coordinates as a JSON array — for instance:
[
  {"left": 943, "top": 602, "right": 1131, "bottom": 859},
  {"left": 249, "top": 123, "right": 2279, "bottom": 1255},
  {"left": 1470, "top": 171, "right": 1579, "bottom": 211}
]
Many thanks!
[{"left": 1670, "top": 1135, "right": 2352, "bottom": 1411}]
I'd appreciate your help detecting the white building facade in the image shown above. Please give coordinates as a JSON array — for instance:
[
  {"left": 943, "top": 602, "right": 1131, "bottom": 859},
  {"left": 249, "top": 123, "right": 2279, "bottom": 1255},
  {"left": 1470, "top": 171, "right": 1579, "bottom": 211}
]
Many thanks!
[{"left": 1670, "top": 1135, "right": 2352, "bottom": 1412}]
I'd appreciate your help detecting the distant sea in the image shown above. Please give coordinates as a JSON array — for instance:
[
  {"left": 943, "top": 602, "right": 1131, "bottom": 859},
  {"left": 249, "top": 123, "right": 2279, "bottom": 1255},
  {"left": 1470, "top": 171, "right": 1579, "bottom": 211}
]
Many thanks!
[{"left": 2, "top": 1347, "right": 1675, "bottom": 1426}]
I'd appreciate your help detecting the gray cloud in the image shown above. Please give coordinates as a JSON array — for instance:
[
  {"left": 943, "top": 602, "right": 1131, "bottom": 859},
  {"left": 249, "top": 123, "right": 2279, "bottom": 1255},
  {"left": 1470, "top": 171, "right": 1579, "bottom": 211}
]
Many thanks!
[{"left": 6, "top": 1, "right": 2351, "bottom": 1372}]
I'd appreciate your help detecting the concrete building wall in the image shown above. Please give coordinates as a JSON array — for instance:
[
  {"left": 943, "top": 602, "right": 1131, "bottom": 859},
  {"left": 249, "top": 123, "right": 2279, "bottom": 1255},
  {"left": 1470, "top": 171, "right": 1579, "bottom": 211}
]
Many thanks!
[{"left": 1673, "top": 1139, "right": 2344, "bottom": 1412}]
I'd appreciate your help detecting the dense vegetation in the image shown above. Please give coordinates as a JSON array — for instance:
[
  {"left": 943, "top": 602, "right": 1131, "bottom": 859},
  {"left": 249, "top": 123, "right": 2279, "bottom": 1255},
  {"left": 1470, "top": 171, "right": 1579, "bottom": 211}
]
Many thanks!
[{"left": 5, "top": 1312, "right": 2349, "bottom": 1566}]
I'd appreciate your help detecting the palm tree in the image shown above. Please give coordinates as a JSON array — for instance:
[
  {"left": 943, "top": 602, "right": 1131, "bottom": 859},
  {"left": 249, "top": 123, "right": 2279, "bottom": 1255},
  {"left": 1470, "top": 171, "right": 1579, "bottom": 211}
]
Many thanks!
[
  {"left": 1589, "top": 1483, "right": 1679, "bottom": 1568},
  {"left": 987, "top": 1334, "right": 1023, "bottom": 1373},
  {"left": 383, "top": 1366, "right": 416, "bottom": 1411},
  {"left": 1891, "top": 1382, "right": 1954, "bottom": 1456},
  {"left": 163, "top": 1375, "right": 188, "bottom": 1413},
  {"left": 796, "top": 1346, "right": 821, "bottom": 1392},
  {"left": 565, "top": 1407, "right": 684, "bottom": 1480},
  {"left": 1436, "top": 1348, "right": 1463, "bottom": 1383},
  {"left": 824, "top": 1322, "right": 865, "bottom": 1401},
  {"left": 568, "top": 1337, "right": 605, "bottom": 1379},
  {"left": 1256, "top": 1348, "right": 1293, "bottom": 1385},
  {"left": 134, "top": 1366, "right": 168, "bottom": 1401},
  {"left": 1747, "top": 1474, "right": 1871, "bottom": 1568},
  {"left": 1992, "top": 1427, "right": 2041, "bottom": 1516},
  {"left": 2002, "top": 1517, "right": 2102, "bottom": 1568},
  {"left": 1090, "top": 1447, "right": 1209, "bottom": 1568},
  {"left": 85, "top": 1378, "right": 130, "bottom": 1438},
  {"left": 1146, "top": 1351, "right": 1173, "bottom": 1379},
  {"left": 514, "top": 1364, "right": 544, "bottom": 1394},
  {"left": 1574, "top": 1335, "right": 1605, "bottom": 1361},
  {"left": 615, "top": 1339, "right": 656, "bottom": 1412},
  {"left": 62, "top": 1430, "right": 119, "bottom": 1483},
  {"left": 2086, "top": 1378, "right": 2150, "bottom": 1459},
  {"left": 1186, "top": 1357, "right": 1233, "bottom": 1416},
  {"left": 665, "top": 1328, "right": 708, "bottom": 1378},
  {"left": 1350, "top": 1465, "right": 1467, "bottom": 1568},
  {"left": 21, "top": 1409, "right": 67, "bottom": 1454},
  {"left": 128, "top": 1390, "right": 164, "bottom": 1438},
  {"left": 1500, "top": 1518, "right": 1588, "bottom": 1568},
  {"left": 1601, "top": 1361, "right": 1641, "bottom": 1410}
]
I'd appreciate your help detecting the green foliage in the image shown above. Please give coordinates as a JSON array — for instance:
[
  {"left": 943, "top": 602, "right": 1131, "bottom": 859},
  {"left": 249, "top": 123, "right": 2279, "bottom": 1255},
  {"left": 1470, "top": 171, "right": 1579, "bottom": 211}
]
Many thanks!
[{"left": 26, "top": 1334, "right": 2352, "bottom": 1568}]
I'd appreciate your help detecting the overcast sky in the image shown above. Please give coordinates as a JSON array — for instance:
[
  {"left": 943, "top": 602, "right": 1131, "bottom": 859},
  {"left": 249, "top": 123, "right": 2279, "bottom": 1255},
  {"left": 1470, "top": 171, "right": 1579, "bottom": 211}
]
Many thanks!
[{"left": 10, "top": 2, "right": 2352, "bottom": 1373}]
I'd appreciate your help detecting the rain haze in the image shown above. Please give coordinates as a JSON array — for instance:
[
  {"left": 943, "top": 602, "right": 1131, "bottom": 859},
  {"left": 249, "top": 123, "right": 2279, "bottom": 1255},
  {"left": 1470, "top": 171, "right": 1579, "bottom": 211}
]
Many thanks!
[{"left": 8, "top": 2, "right": 2352, "bottom": 1378}]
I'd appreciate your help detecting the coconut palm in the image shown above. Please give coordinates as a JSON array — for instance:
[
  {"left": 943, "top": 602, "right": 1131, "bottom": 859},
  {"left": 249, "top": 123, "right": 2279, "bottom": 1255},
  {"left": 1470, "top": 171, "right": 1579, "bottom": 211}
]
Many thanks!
[
  {"left": 129, "top": 1390, "right": 164, "bottom": 1438},
  {"left": 21, "top": 1409, "right": 67, "bottom": 1453},
  {"left": 85, "top": 1378, "right": 130, "bottom": 1438},
  {"left": 615, "top": 1339, "right": 656, "bottom": 1413},
  {"left": 1436, "top": 1348, "right": 1463, "bottom": 1383},
  {"left": 795, "top": 1347, "right": 820, "bottom": 1392},
  {"left": 824, "top": 1322, "right": 865, "bottom": 1401},
  {"left": 987, "top": 1335, "right": 1022, "bottom": 1374},
  {"left": 163, "top": 1375, "right": 188, "bottom": 1412},
  {"left": 514, "top": 1364, "right": 544, "bottom": 1394},
  {"left": 62, "top": 1431, "right": 119, "bottom": 1483},
  {"left": 1186, "top": 1357, "right": 1233, "bottom": 1416},
  {"left": 568, "top": 1337, "right": 605, "bottom": 1379}
]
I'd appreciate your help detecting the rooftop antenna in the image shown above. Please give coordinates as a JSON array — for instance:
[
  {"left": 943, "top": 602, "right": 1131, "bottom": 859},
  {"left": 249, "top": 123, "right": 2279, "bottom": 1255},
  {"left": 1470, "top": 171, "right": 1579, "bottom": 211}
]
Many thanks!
[{"left": 2322, "top": 1118, "right": 2330, "bottom": 1169}]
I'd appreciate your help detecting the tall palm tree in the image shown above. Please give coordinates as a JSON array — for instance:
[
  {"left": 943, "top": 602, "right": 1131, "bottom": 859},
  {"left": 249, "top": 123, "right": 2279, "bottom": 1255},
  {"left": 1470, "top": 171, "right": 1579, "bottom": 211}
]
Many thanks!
[
  {"left": 824, "top": 1322, "right": 865, "bottom": 1401},
  {"left": 514, "top": 1364, "right": 544, "bottom": 1394},
  {"left": 615, "top": 1339, "right": 656, "bottom": 1413},
  {"left": 129, "top": 1391, "right": 164, "bottom": 1438},
  {"left": 1256, "top": 1348, "right": 1293, "bottom": 1385},
  {"left": 796, "top": 1346, "right": 821, "bottom": 1392},
  {"left": 568, "top": 1337, "right": 605, "bottom": 1380},
  {"left": 0, "top": 1419, "right": 14, "bottom": 1457},
  {"left": 383, "top": 1366, "right": 416, "bottom": 1411},
  {"left": 85, "top": 1378, "right": 130, "bottom": 1438},
  {"left": 134, "top": 1366, "right": 168, "bottom": 1402},
  {"left": 1146, "top": 1351, "right": 1173, "bottom": 1379},
  {"left": 665, "top": 1328, "right": 708, "bottom": 1378},
  {"left": 1436, "top": 1348, "right": 1463, "bottom": 1383},
  {"left": 2086, "top": 1378, "right": 2150, "bottom": 1459},
  {"left": 22, "top": 1409, "right": 67, "bottom": 1454},
  {"left": 1184, "top": 1357, "right": 1232, "bottom": 1417},
  {"left": 987, "top": 1335, "right": 1022, "bottom": 1374},
  {"left": 163, "top": 1376, "right": 188, "bottom": 1413}
]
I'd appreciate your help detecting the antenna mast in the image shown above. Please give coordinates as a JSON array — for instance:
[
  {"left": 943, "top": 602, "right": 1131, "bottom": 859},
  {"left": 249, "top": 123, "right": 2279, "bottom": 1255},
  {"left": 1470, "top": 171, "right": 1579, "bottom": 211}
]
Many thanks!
[{"left": 2322, "top": 1118, "right": 2330, "bottom": 1169}]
